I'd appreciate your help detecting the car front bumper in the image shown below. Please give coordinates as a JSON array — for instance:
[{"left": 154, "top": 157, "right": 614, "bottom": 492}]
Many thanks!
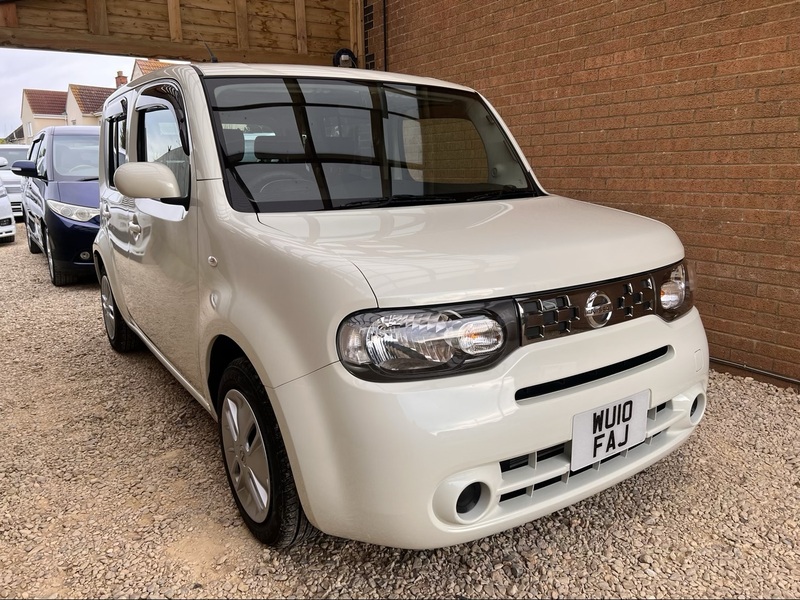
[
  {"left": 44, "top": 212, "right": 99, "bottom": 273},
  {"left": 271, "top": 308, "right": 708, "bottom": 549},
  {"left": 0, "top": 219, "right": 14, "bottom": 240},
  {"left": 9, "top": 192, "right": 23, "bottom": 218}
]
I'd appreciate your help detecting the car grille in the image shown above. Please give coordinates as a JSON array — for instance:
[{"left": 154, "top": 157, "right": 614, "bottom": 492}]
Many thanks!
[
  {"left": 515, "top": 267, "right": 677, "bottom": 345},
  {"left": 496, "top": 400, "right": 675, "bottom": 506}
]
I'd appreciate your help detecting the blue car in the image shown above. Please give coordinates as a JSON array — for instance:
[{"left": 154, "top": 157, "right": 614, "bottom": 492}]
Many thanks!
[{"left": 13, "top": 126, "right": 100, "bottom": 286}]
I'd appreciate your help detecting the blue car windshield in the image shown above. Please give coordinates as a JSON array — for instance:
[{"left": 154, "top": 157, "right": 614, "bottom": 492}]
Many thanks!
[
  {"left": 204, "top": 76, "right": 538, "bottom": 212},
  {"left": 52, "top": 135, "right": 99, "bottom": 180}
]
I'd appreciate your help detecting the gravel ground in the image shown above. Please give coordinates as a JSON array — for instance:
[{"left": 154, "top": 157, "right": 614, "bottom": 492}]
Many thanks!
[{"left": 1, "top": 220, "right": 798, "bottom": 599}]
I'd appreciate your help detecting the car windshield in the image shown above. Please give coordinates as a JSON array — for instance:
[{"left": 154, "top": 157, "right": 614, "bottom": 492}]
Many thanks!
[
  {"left": 0, "top": 147, "right": 28, "bottom": 170},
  {"left": 205, "top": 77, "right": 538, "bottom": 212},
  {"left": 53, "top": 135, "right": 99, "bottom": 180}
]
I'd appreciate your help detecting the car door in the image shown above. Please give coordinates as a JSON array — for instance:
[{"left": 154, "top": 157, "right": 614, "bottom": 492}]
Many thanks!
[
  {"left": 121, "top": 81, "right": 201, "bottom": 390},
  {"left": 100, "top": 93, "right": 136, "bottom": 304},
  {"left": 22, "top": 134, "right": 47, "bottom": 247}
]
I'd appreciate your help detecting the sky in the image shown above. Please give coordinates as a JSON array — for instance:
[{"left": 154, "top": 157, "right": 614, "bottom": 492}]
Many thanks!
[{"left": 0, "top": 48, "right": 138, "bottom": 138}]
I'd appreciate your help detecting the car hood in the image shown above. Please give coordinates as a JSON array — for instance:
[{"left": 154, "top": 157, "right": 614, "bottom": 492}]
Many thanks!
[
  {"left": 56, "top": 180, "right": 100, "bottom": 209},
  {"left": 0, "top": 171, "right": 21, "bottom": 184},
  {"left": 256, "top": 195, "right": 685, "bottom": 306},
  {"left": 0, "top": 196, "right": 12, "bottom": 219}
]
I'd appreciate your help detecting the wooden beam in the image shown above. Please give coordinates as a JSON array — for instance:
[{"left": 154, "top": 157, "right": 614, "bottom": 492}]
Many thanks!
[
  {"left": 167, "top": 0, "right": 183, "bottom": 43},
  {"left": 86, "top": 0, "right": 109, "bottom": 36},
  {"left": 234, "top": 0, "right": 249, "bottom": 50},
  {"left": 0, "top": 3, "right": 18, "bottom": 28},
  {"left": 0, "top": 27, "right": 327, "bottom": 65},
  {"left": 349, "top": 0, "right": 363, "bottom": 65},
  {"left": 295, "top": 0, "right": 307, "bottom": 54}
]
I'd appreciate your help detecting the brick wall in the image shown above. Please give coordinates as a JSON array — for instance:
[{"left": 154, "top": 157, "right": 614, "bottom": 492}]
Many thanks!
[{"left": 366, "top": 0, "right": 800, "bottom": 382}]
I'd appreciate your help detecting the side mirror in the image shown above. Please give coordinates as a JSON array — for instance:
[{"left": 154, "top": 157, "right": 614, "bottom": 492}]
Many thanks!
[
  {"left": 11, "top": 160, "right": 39, "bottom": 178},
  {"left": 114, "top": 162, "right": 182, "bottom": 200}
]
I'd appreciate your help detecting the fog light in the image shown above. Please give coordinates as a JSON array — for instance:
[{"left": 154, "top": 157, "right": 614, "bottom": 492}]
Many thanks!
[
  {"left": 80, "top": 251, "right": 91, "bottom": 261},
  {"left": 456, "top": 482, "right": 482, "bottom": 515}
]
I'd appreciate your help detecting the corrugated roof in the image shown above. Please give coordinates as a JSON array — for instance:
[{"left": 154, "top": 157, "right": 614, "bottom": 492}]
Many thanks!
[
  {"left": 134, "top": 59, "right": 171, "bottom": 75},
  {"left": 24, "top": 89, "right": 67, "bottom": 116},
  {"left": 69, "top": 84, "right": 115, "bottom": 114}
]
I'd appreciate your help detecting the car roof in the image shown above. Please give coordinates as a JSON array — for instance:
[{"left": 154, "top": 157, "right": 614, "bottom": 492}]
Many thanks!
[
  {"left": 48, "top": 125, "right": 100, "bottom": 136},
  {"left": 131, "top": 63, "right": 477, "bottom": 94}
]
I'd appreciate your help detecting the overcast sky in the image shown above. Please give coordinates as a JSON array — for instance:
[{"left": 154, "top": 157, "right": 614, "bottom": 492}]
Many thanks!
[{"left": 0, "top": 48, "right": 138, "bottom": 138}]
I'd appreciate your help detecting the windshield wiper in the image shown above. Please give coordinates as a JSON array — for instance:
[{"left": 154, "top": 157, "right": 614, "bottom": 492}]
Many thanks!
[
  {"left": 335, "top": 194, "right": 458, "bottom": 210},
  {"left": 466, "top": 186, "right": 533, "bottom": 203}
]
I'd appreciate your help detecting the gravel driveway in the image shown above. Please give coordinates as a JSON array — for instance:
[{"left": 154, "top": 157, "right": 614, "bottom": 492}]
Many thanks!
[{"left": 1, "top": 221, "right": 798, "bottom": 599}]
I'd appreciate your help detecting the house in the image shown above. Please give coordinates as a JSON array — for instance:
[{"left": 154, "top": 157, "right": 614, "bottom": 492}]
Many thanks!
[
  {"left": 20, "top": 89, "right": 68, "bottom": 145},
  {"left": 20, "top": 84, "right": 116, "bottom": 145},
  {"left": 4, "top": 124, "right": 24, "bottom": 144},
  {"left": 65, "top": 84, "right": 116, "bottom": 126}
]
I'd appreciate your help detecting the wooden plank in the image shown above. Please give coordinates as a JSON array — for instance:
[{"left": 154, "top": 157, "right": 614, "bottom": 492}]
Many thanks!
[
  {"left": 86, "top": 0, "right": 109, "bottom": 35},
  {"left": 295, "top": 0, "right": 307, "bottom": 54},
  {"left": 168, "top": 0, "right": 183, "bottom": 42},
  {"left": 0, "top": 26, "right": 328, "bottom": 64},
  {"left": 234, "top": 0, "right": 250, "bottom": 50},
  {"left": 0, "top": 4, "right": 19, "bottom": 28},
  {"left": 18, "top": 8, "right": 91, "bottom": 32},
  {"left": 349, "top": 0, "right": 363, "bottom": 63}
]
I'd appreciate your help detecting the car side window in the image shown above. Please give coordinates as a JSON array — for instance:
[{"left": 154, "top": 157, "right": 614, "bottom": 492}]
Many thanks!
[
  {"left": 136, "top": 83, "right": 190, "bottom": 199},
  {"left": 33, "top": 140, "right": 47, "bottom": 178},
  {"left": 107, "top": 115, "right": 127, "bottom": 187}
]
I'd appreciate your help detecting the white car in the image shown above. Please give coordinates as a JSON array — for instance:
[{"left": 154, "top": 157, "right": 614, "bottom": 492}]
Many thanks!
[
  {"left": 0, "top": 145, "right": 30, "bottom": 218},
  {"left": 94, "top": 64, "right": 709, "bottom": 550},
  {"left": 0, "top": 180, "right": 15, "bottom": 243}
]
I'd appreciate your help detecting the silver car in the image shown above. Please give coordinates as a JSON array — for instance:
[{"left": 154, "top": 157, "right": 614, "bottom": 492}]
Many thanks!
[{"left": 0, "top": 144, "right": 30, "bottom": 218}]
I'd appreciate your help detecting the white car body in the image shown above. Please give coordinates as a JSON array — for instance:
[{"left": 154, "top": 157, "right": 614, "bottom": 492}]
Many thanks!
[
  {"left": 0, "top": 144, "right": 31, "bottom": 218},
  {"left": 0, "top": 181, "right": 15, "bottom": 242},
  {"left": 94, "top": 64, "right": 708, "bottom": 549}
]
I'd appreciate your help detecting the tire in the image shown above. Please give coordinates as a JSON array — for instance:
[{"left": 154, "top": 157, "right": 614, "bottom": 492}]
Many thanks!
[
  {"left": 26, "top": 218, "right": 41, "bottom": 254},
  {"left": 218, "top": 357, "right": 317, "bottom": 548},
  {"left": 100, "top": 270, "right": 141, "bottom": 352},
  {"left": 44, "top": 231, "right": 77, "bottom": 286}
]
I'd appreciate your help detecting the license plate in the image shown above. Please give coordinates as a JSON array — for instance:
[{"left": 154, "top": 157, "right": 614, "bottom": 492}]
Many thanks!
[{"left": 570, "top": 390, "right": 650, "bottom": 471}]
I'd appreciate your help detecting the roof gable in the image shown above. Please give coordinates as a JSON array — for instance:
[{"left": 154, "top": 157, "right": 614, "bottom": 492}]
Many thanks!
[
  {"left": 134, "top": 58, "right": 171, "bottom": 76},
  {"left": 24, "top": 89, "right": 67, "bottom": 116},
  {"left": 69, "top": 84, "right": 116, "bottom": 114}
]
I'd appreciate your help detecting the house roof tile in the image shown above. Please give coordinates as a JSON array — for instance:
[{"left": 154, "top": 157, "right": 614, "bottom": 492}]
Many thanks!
[
  {"left": 24, "top": 89, "right": 67, "bottom": 116},
  {"left": 134, "top": 59, "right": 171, "bottom": 76},
  {"left": 69, "top": 84, "right": 116, "bottom": 114}
]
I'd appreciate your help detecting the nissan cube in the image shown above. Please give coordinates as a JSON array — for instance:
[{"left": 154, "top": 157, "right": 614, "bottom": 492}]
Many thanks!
[{"left": 94, "top": 63, "right": 708, "bottom": 549}]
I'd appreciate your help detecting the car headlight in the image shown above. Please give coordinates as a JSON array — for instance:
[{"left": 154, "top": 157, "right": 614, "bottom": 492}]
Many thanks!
[
  {"left": 46, "top": 199, "right": 99, "bottom": 223},
  {"left": 655, "top": 261, "right": 694, "bottom": 321},
  {"left": 338, "top": 300, "right": 520, "bottom": 381}
]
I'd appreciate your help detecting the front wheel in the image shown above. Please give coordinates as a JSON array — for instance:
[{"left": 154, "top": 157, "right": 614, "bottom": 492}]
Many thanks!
[
  {"left": 218, "top": 358, "right": 316, "bottom": 548},
  {"left": 100, "top": 271, "right": 141, "bottom": 352},
  {"left": 44, "top": 231, "right": 77, "bottom": 286},
  {"left": 25, "top": 215, "right": 41, "bottom": 254}
]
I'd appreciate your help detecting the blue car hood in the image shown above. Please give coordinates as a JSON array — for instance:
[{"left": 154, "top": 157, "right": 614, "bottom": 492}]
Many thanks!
[{"left": 55, "top": 180, "right": 100, "bottom": 208}]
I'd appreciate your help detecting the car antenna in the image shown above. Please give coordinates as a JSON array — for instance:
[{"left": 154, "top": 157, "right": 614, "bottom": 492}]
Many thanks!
[{"left": 203, "top": 42, "right": 219, "bottom": 63}]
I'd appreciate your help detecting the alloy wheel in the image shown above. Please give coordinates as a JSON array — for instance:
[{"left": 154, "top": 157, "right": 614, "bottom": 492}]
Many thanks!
[{"left": 220, "top": 389, "right": 271, "bottom": 523}]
